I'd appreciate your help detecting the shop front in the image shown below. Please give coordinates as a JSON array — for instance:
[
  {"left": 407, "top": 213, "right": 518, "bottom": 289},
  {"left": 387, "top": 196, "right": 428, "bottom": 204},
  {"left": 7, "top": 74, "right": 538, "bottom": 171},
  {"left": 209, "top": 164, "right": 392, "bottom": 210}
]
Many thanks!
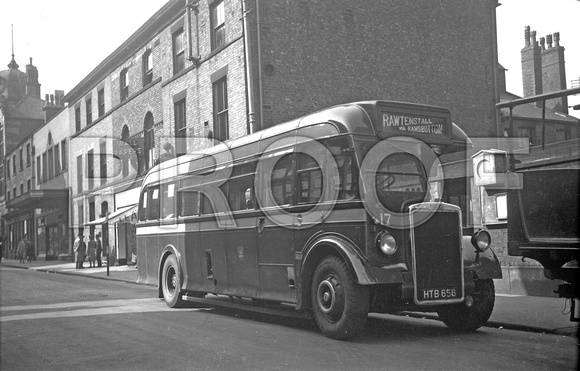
[{"left": 5, "top": 189, "right": 69, "bottom": 260}]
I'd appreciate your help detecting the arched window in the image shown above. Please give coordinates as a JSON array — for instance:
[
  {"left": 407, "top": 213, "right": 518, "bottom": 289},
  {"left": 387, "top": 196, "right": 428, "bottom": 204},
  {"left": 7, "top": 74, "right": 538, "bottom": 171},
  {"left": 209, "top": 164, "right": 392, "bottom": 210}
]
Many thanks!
[
  {"left": 142, "top": 50, "right": 153, "bottom": 86},
  {"left": 121, "top": 125, "right": 130, "bottom": 178},
  {"left": 143, "top": 112, "right": 155, "bottom": 173}
]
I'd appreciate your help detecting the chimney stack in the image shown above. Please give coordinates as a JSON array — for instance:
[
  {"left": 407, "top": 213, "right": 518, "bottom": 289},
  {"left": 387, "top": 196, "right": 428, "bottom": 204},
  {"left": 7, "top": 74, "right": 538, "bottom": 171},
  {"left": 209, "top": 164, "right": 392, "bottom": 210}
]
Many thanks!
[
  {"left": 541, "top": 31, "right": 568, "bottom": 114},
  {"left": 26, "top": 57, "right": 41, "bottom": 99},
  {"left": 521, "top": 26, "right": 543, "bottom": 105},
  {"left": 43, "top": 89, "right": 65, "bottom": 123}
]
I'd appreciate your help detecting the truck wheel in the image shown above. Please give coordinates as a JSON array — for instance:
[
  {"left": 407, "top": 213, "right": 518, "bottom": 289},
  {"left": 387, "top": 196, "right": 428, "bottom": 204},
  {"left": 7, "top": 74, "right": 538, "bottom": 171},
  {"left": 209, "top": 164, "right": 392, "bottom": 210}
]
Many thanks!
[
  {"left": 161, "top": 255, "right": 185, "bottom": 308},
  {"left": 437, "top": 279, "right": 495, "bottom": 331},
  {"left": 311, "top": 256, "right": 369, "bottom": 340}
]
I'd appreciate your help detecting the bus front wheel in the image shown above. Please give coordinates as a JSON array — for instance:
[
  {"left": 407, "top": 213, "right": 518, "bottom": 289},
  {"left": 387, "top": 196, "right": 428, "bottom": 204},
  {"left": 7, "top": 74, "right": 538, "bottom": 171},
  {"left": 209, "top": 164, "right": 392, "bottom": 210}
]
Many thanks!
[
  {"left": 311, "top": 256, "right": 369, "bottom": 340},
  {"left": 161, "top": 255, "right": 185, "bottom": 308},
  {"left": 437, "top": 279, "right": 495, "bottom": 332}
]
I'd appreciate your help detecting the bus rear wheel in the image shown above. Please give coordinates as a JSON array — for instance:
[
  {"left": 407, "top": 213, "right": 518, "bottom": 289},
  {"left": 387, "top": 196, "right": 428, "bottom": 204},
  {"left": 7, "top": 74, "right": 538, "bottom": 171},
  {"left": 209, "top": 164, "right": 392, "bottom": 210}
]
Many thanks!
[
  {"left": 311, "top": 256, "right": 369, "bottom": 340},
  {"left": 437, "top": 279, "right": 495, "bottom": 332},
  {"left": 161, "top": 254, "right": 185, "bottom": 308}
]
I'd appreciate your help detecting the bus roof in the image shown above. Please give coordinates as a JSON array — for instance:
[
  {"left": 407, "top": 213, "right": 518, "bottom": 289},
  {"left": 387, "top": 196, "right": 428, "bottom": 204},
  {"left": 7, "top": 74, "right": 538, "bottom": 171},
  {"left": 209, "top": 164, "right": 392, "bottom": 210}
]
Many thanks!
[{"left": 142, "top": 101, "right": 471, "bottom": 188}]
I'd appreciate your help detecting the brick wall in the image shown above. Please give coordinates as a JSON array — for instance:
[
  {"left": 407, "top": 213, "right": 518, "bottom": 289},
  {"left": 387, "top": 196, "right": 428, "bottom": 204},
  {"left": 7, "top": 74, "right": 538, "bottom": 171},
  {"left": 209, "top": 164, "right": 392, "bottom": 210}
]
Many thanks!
[{"left": 252, "top": 0, "right": 498, "bottom": 138}]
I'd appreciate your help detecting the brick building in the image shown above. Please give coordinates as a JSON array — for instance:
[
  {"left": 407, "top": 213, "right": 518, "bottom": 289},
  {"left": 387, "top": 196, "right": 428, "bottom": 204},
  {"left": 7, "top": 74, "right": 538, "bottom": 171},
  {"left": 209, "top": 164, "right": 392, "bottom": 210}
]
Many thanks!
[{"left": 0, "top": 55, "right": 45, "bottom": 256}]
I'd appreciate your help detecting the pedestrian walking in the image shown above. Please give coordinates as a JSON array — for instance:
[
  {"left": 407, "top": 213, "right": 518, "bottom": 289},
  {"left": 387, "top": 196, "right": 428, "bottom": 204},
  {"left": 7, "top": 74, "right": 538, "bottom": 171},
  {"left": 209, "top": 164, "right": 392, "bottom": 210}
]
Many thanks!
[
  {"left": 26, "top": 238, "right": 34, "bottom": 263},
  {"left": 73, "top": 234, "right": 86, "bottom": 269},
  {"left": 17, "top": 235, "right": 29, "bottom": 263},
  {"left": 87, "top": 235, "right": 97, "bottom": 268},
  {"left": 95, "top": 233, "right": 103, "bottom": 268}
]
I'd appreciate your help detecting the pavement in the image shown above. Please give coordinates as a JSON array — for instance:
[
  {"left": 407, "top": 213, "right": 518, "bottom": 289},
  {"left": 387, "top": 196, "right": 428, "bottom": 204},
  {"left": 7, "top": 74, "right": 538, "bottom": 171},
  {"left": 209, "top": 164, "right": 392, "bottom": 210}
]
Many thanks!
[{"left": 1, "top": 258, "right": 578, "bottom": 337}]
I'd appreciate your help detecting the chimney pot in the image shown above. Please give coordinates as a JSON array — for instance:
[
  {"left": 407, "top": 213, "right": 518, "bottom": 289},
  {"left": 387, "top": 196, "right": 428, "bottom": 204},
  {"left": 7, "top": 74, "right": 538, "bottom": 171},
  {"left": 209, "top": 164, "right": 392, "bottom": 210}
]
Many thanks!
[{"left": 524, "top": 26, "right": 531, "bottom": 47}]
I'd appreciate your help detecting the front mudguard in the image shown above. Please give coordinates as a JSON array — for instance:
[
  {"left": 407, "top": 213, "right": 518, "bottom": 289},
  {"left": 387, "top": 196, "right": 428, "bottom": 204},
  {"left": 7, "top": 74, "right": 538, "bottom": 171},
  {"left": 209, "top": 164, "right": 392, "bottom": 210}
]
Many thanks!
[{"left": 462, "top": 236, "right": 502, "bottom": 279}]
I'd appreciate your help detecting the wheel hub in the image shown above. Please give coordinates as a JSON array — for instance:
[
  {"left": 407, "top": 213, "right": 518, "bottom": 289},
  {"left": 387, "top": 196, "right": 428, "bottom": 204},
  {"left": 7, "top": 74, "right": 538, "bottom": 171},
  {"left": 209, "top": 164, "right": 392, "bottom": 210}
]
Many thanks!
[{"left": 317, "top": 277, "right": 342, "bottom": 317}]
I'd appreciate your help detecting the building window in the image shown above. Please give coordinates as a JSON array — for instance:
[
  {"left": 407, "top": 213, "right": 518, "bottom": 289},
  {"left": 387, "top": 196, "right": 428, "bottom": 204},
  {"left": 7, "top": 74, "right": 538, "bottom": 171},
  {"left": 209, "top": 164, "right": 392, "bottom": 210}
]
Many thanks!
[
  {"left": 78, "top": 203, "right": 84, "bottom": 228},
  {"left": 100, "top": 141, "right": 107, "bottom": 185},
  {"left": 20, "top": 183, "right": 23, "bottom": 195},
  {"left": 26, "top": 143, "right": 31, "bottom": 167},
  {"left": 212, "top": 77, "right": 229, "bottom": 142},
  {"left": 77, "top": 154, "right": 83, "bottom": 193},
  {"left": 86, "top": 97, "right": 92, "bottom": 124},
  {"left": 7, "top": 190, "right": 10, "bottom": 200},
  {"left": 75, "top": 105, "right": 81, "bottom": 132},
  {"left": 172, "top": 28, "right": 185, "bottom": 75},
  {"left": 48, "top": 147, "right": 54, "bottom": 179},
  {"left": 87, "top": 150, "right": 94, "bottom": 190},
  {"left": 27, "top": 179, "right": 31, "bottom": 192},
  {"left": 120, "top": 68, "right": 129, "bottom": 101},
  {"left": 98, "top": 88, "right": 105, "bottom": 117},
  {"left": 143, "top": 50, "right": 153, "bottom": 86},
  {"left": 12, "top": 154, "right": 16, "bottom": 175},
  {"left": 54, "top": 143, "right": 61, "bottom": 174},
  {"left": 42, "top": 152, "right": 48, "bottom": 182},
  {"left": 36, "top": 156, "right": 41, "bottom": 184},
  {"left": 174, "top": 99, "right": 187, "bottom": 156},
  {"left": 19, "top": 148, "right": 23, "bottom": 171},
  {"left": 556, "top": 129, "right": 571, "bottom": 142},
  {"left": 6, "top": 158, "right": 10, "bottom": 179},
  {"left": 211, "top": 0, "right": 226, "bottom": 50},
  {"left": 121, "top": 126, "right": 130, "bottom": 178},
  {"left": 496, "top": 193, "right": 507, "bottom": 220},
  {"left": 61, "top": 140, "right": 67, "bottom": 170},
  {"left": 143, "top": 112, "right": 155, "bottom": 172},
  {"left": 518, "top": 127, "right": 537, "bottom": 147}
]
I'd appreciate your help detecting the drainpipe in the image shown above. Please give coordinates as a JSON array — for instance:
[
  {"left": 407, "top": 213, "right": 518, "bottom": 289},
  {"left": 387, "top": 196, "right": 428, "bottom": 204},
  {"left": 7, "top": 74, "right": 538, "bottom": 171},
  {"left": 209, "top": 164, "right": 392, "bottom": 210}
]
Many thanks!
[
  {"left": 186, "top": 0, "right": 200, "bottom": 64},
  {"left": 256, "top": 0, "right": 264, "bottom": 132},
  {"left": 491, "top": 1, "right": 501, "bottom": 138},
  {"left": 242, "top": 0, "right": 258, "bottom": 134}
]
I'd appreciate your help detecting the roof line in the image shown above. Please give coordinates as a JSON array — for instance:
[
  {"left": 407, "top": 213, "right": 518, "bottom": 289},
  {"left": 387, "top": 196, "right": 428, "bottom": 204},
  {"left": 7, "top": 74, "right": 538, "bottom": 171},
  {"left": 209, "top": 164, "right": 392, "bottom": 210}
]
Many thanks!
[{"left": 496, "top": 87, "right": 580, "bottom": 109}]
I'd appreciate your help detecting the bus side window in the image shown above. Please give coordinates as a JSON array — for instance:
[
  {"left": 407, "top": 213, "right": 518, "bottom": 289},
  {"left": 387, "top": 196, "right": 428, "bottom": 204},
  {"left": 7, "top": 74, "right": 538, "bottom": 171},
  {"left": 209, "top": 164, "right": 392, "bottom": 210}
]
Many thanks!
[
  {"left": 227, "top": 177, "right": 254, "bottom": 211},
  {"left": 271, "top": 154, "right": 293, "bottom": 206},
  {"left": 179, "top": 190, "right": 200, "bottom": 217},
  {"left": 138, "top": 189, "right": 148, "bottom": 221},
  {"left": 161, "top": 183, "right": 176, "bottom": 219},
  {"left": 297, "top": 153, "right": 322, "bottom": 204},
  {"left": 147, "top": 187, "right": 160, "bottom": 220},
  {"left": 200, "top": 193, "right": 214, "bottom": 215}
]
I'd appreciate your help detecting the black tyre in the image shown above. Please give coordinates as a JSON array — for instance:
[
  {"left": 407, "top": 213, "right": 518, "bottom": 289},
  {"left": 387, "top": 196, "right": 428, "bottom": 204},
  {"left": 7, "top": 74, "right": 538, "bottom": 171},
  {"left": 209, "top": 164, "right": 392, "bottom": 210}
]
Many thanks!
[
  {"left": 311, "top": 256, "right": 369, "bottom": 340},
  {"left": 161, "top": 254, "right": 185, "bottom": 308},
  {"left": 437, "top": 279, "right": 495, "bottom": 332}
]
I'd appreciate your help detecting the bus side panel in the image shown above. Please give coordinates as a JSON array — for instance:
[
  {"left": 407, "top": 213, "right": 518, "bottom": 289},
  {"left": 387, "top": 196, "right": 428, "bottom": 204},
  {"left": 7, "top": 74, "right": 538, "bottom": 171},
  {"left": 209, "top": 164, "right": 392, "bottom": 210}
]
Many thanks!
[
  {"left": 225, "top": 216, "right": 259, "bottom": 298},
  {"left": 136, "top": 232, "right": 159, "bottom": 286},
  {"left": 256, "top": 214, "right": 300, "bottom": 303},
  {"left": 183, "top": 222, "right": 204, "bottom": 292},
  {"left": 197, "top": 219, "right": 228, "bottom": 294}
]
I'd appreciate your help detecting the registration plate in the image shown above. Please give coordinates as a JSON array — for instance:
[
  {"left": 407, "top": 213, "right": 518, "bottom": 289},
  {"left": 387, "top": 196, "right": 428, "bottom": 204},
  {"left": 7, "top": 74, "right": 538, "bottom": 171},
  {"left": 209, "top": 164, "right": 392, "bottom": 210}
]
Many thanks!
[{"left": 419, "top": 288, "right": 458, "bottom": 301}]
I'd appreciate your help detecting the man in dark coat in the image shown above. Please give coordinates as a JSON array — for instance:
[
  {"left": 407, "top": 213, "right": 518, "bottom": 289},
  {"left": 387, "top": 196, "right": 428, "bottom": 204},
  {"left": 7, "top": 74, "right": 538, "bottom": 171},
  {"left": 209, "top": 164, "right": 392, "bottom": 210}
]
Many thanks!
[{"left": 95, "top": 233, "right": 103, "bottom": 268}]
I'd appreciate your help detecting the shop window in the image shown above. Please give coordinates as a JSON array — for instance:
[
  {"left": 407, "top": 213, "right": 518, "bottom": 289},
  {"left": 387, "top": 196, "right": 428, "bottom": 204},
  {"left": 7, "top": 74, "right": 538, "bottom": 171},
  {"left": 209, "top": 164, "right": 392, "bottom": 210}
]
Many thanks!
[{"left": 496, "top": 193, "right": 507, "bottom": 220}]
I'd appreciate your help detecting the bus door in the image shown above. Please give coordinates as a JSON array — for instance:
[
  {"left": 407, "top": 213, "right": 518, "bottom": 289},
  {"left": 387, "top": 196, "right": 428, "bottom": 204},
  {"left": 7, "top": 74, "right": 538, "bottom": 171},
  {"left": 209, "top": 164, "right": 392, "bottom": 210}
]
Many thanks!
[
  {"left": 255, "top": 151, "right": 297, "bottom": 302},
  {"left": 222, "top": 161, "right": 260, "bottom": 298}
]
